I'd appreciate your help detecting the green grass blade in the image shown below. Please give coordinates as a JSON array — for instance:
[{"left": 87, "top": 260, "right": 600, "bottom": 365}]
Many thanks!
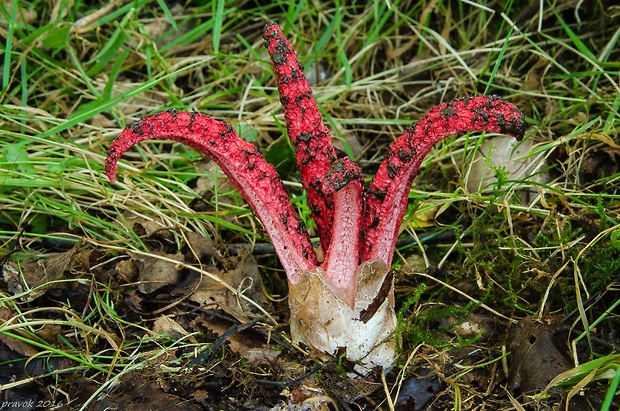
[
  {"left": 157, "top": 0, "right": 178, "bottom": 30},
  {"left": 40, "top": 61, "right": 203, "bottom": 139},
  {"left": 212, "top": 0, "right": 226, "bottom": 53},
  {"left": 1, "top": 0, "right": 17, "bottom": 91}
]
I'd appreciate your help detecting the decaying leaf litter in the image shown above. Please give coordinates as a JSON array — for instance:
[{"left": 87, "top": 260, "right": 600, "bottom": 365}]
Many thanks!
[{"left": 1, "top": 1, "right": 619, "bottom": 410}]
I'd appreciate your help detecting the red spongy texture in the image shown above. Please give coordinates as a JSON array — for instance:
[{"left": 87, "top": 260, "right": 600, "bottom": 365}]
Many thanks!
[
  {"left": 106, "top": 25, "right": 527, "bottom": 304},
  {"left": 362, "top": 96, "right": 526, "bottom": 264},
  {"left": 263, "top": 23, "right": 338, "bottom": 252},
  {"left": 106, "top": 110, "right": 317, "bottom": 281}
]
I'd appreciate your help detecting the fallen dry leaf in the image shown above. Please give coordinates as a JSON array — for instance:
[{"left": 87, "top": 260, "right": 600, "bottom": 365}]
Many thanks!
[
  {"left": 189, "top": 250, "right": 271, "bottom": 322},
  {"left": 192, "top": 314, "right": 280, "bottom": 365},
  {"left": 130, "top": 251, "right": 185, "bottom": 294},
  {"left": 115, "top": 257, "right": 138, "bottom": 283},
  {"left": 2, "top": 246, "right": 78, "bottom": 301},
  {"left": 183, "top": 231, "right": 223, "bottom": 264},
  {"left": 395, "top": 368, "right": 442, "bottom": 410},
  {"left": 507, "top": 318, "right": 573, "bottom": 396},
  {"left": 0, "top": 307, "right": 39, "bottom": 357},
  {"left": 153, "top": 315, "right": 195, "bottom": 342},
  {"left": 579, "top": 146, "right": 620, "bottom": 184},
  {"left": 125, "top": 214, "right": 176, "bottom": 242}
]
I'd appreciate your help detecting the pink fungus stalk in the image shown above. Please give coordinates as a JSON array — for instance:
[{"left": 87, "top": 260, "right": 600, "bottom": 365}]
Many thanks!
[{"left": 106, "top": 23, "right": 526, "bottom": 373}]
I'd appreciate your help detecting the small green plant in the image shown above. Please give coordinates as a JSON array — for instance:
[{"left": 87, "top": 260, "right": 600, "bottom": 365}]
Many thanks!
[
  {"left": 396, "top": 283, "right": 486, "bottom": 350},
  {"left": 542, "top": 353, "right": 620, "bottom": 411}
]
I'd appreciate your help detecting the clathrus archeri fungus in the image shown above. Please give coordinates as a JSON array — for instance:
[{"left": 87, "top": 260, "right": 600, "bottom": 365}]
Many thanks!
[{"left": 106, "top": 23, "right": 525, "bottom": 373}]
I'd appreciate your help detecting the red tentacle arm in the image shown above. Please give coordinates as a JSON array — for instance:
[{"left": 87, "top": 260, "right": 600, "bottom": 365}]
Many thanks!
[
  {"left": 105, "top": 110, "right": 318, "bottom": 282},
  {"left": 361, "top": 96, "right": 526, "bottom": 264},
  {"left": 263, "top": 23, "right": 338, "bottom": 251},
  {"left": 319, "top": 158, "right": 364, "bottom": 307}
]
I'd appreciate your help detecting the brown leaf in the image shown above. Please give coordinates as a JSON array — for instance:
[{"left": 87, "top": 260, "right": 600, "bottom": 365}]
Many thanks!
[
  {"left": 522, "top": 58, "right": 549, "bottom": 92},
  {"left": 73, "top": 248, "right": 100, "bottom": 271},
  {"left": 34, "top": 324, "right": 63, "bottom": 345},
  {"left": 153, "top": 315, "right": 195, "bottom": 342},
  {"left": 183, "top": 231, "right": 222, "bottom": 263},
  {"left": 125, "top": 214, "right": 175, "bottom": 243},
  {"left": 0, "top": 308, "right": 38, "bottom": 357},
  {"left": 193, "top": 315, "right": 280, "bottom": 365},
  {"left": 189, "top": 251, "right": 270, "bottom": 322},
  {"left": 507, "top": 318, "right": 573, "bottom": 396},
  {"left": 2, "top": 247, "right": 78, "bottom": 301},
  {"left": 580, "top": 146, "right": 620, "bottom": 183},
  {"left": 130, "top": 251, "right": 185, "bottom": 294},
  {"left": 115, "top": 258, "right": 138, "bottom": 283}
]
